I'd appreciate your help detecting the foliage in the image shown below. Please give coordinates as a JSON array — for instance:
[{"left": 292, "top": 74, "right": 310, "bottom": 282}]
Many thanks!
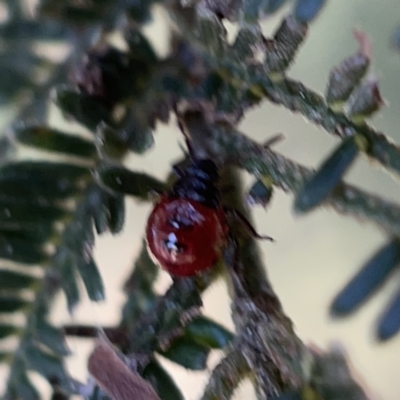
[{"left": 0, "top": 0, "right": 399, "bottom": 399}]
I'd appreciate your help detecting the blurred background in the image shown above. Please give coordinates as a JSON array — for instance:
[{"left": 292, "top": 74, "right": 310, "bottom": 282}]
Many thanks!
[{"left": 1, "top": 1, "right": 400, "bottom": 399}]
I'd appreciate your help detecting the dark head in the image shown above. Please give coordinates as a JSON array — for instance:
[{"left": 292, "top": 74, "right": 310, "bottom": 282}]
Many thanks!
[{"left": 169, "top": 158, "right": 221, "bottom": 209}]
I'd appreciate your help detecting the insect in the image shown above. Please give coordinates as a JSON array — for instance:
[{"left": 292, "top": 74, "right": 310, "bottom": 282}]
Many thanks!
[
  {"left": 146, "top": 158, "right": 228, "bottom": 277},
  {"left": 146, "top": 157, "right": 272, "bottom": 277}
]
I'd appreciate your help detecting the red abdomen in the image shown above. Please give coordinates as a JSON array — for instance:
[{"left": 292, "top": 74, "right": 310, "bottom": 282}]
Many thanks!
[{"left": 146, "top": 197, "right": 228, "bottom": 276}]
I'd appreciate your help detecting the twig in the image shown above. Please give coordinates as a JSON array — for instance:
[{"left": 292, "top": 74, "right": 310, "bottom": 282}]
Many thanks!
[
  {"left": 221, "top": 166, "right": 306, "bottom": 398},
  {"left": 254, "top": 75, "right": 400, "bottom": 178},
  {"left": 200, "top": 348, "right": 250, "bottom": 400},
  {"left": 182, "top": 110, "right": 400, "bottom": 236},
  {"left": 170, "top": 4, "right": 400, "bottom": 179},
  {"left": 63, "top": 325, "right": 129, "bottom": 348},
  {"left": 202, "top": 166, "right": 371, "bottom": 400},
  {"left": 127, "top": 275, "right": 211, "bottom": 356}
]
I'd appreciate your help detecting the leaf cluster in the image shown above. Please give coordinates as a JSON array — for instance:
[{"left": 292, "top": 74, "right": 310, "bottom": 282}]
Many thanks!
[{"left": 0, "top": 0, "right": 399, "bottom": 399}]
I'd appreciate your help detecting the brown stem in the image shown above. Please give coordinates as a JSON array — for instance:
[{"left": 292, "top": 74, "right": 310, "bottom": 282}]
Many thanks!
[
  {"left": 63, "top": 325, "right": 129, "bottom": 348},
  {"left": 257, "top": 75, "right": 400, "bottom": 178},
  {"left": 182, "top": 110, "right": 400, "bottom": 236}
]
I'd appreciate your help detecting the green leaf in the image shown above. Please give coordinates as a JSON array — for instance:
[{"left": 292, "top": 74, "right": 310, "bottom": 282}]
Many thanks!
[
  {"left": 325, "top": 40, "right": 370, "bottom": 105},
  {"left": 242, "top": 0, "right": 270, "bottom": 21},
  {"left": 95, "top": 124, "right": 128, "bottom": 159},
  {"left": 159, "top": 337, "right": 210, "bottom": 370},
  {"left": 347, "top": 79, "right": 384, "bottom": 120},
  {"left": 93, "top": 207, "right": 109, "bottom": 235},
  {"left": 39, "top": 2, "right": 112, "bottom": 25},
  {"left": 19, "top": 92, "right": 49, "bottom": 125},
  {"left": 0, "top": 323, "right": 21, "bottom": 339},
  {"left": 231, "top": 25, "right": 263, "bottom": 62},
  {"left": 0, "top": 161, "right": 88, "bottom": 182},
  {"left": 55, "top": 88, "right": 113, "bottom": 132},
  {"left": 55, "top": 250, "right": 80, "bottom": 311},
  {"left": 247, "top": 178, "right": 274, "bottom": 208},
  {"left": 0, "top": 225, "right": 55, "bottom": 245},
  {"left": 331, "top": 239, "right": 400, "bottom": 316},
  {"left": 196, "top": 9, "right": 228, "bottom": 58},
  {"left": 96, "top": 104, "right": 156, "bottom": 156},
  {"left": 74, "top": 45, "right": 153, "bottom": 109},
  {"left": 294, "top": 0, "right": 327, "bottom": 23},
  {"left": 0, "top": 162, "right": 89, "bottom": 201},
  {"left": 0, "top": 295, "right": 30, "bottom": 313},
  {"left": 0, "top": 20, "right": 68, "bottom": 41},
  {"left": 294, "top": 135, "right": 368, "bottom": 213},
  {"left": 35, "top": 320, "right": 70, "bottom": 356},
  {"left": 63, "top": 214, "right": 94, "bottom": 255},
  {"left": 98, "top": 165, "right": 166, "bottom": 198},
  {"left": 0, "top": 201, "right": 68, "bottom": 226},
  {"left": 116, "top": 109, "right": 155, "bottom": 154},
  {"left": 271, "top": 389, "right": 303, "bottom": 400},
  {"left": 0, "top": 352, "right": 12, "bottom": 362},
  {"left": 264, "top": 16, "right": 308, "bottom": 74},
  {"left": 142, "top": 360, "right": 184, "bottom": 400},
  {"left": 105, "top": 194, "right": 125, "bottom": 234},
  {"left": 0, "top": 49, "right": 48, "bottom": 76},
  {"left": 0, "top": 65, "right": 34, "bottom": 104},
  {"left": 266, "top": 0, "right": 289, "bottom": 13},
  {"left": 13, "top": 126, "right": 96, "bottom": 158},
  {"left": 0, "top": 270, "right": 38, "bottom": 290},
  {"left": 87, "top": 186, "right": 125, "bottom": 235},
  {"left": 122, "top": 243, "right": 158, "bottom": 326},
  {"left": 24, "top": 345, "right": 69, "bottom": 386},
  {"left": 0, "top": 234, "right": 47, "bottom": 265},
  {"left": 125, "top": 28, "right": 158, "bottom": 63},
  {"left": 76, "top": 256, "right": 105, "bottom": 302},
  {"left": 0, "top": 180, "right": 78, "bottom": 202},
  {"left": 185, "top": 316, "right": 234, "bottom": 349},
  {"left": 1, "top": 225, "right": 55, "bottom": 247},
  {"left": 87, "top": 188, "right": 109, "bottom": 235},
  {"left": 377, "top": 289, "right": 400, "bottom": 341},
  {"left": 10, "top": 372, "right": 40, "bottom": 400},
  {"left": 126, "top": 1, "right": 153, "bottom": 23}
]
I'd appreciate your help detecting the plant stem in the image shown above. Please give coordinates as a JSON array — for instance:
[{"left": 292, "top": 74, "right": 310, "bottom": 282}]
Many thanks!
[
  {"left": 189, "top": 114, "right": 372, "bottom": 400},
  {"left": 200, "top": 348, "right": 251, "bottom": 400},
  {"left": 255, "top": 75, "right": 400, "bottom": 178},
  {"left": 222, "top": 166, "right": 307, "bottom": 398},
  {"left": 127, "top": 274, "right": 212, "bottom": 356},
  {"left": 170, "top": 3, "right": 400, "bottom": 179},
  {"left": 182, "top": 110, "right": 400, "bottom": 236}
]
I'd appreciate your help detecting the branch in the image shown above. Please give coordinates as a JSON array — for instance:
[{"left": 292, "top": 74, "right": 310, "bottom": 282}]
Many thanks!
[
  {"left": 201, "top": 166, "right": 371, "bottom": 400},
  {"left": 127, "top": 274, "right": 212, "bottom": 356},
  {"left": 200, "top": 348, "right": 250, "bottom": 400},
  {"left": 169, "top": 3, "right": 400, "bottom": 179},
  {"left": 181, "top": 110, "right": 400, "bottom": 236},
  {"left": 254, "top": 74, "right": 400, "bottom": 178},
  {"left": 222, "top": 166, "right": 306, "bottom": 398}
]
